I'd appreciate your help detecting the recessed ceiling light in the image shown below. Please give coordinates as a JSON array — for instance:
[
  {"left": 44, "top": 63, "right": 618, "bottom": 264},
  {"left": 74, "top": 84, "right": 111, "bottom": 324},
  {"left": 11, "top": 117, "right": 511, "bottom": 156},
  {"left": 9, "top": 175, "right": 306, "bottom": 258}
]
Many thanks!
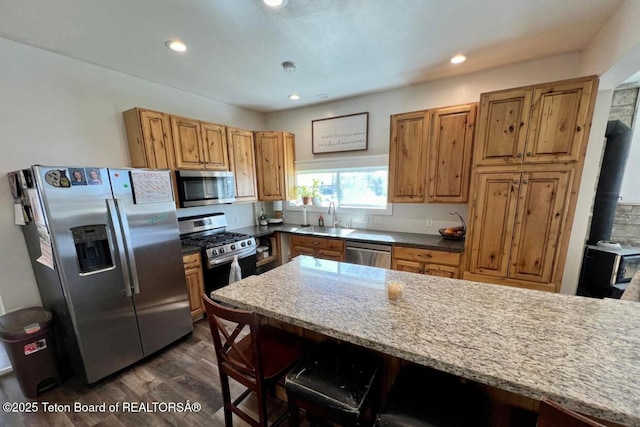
[
  {"left": 263, "top": 0, "right": 287, "bottom": 8},
  {"left": 289, "top": 94, "right": 300, "bottom": 100},
  {"left": 451, "top": 54, "right": 466, "bottom": 64},
  {"left": 165, "top": 40, "right": 188, "bottom": 53}
]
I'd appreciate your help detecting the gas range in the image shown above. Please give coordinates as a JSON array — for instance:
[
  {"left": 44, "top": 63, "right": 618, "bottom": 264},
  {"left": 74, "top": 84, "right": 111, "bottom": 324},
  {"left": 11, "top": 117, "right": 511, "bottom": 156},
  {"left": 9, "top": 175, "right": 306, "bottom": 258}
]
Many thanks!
[{"left": 179, "top": 213, "right": 256, "bottom": 269}]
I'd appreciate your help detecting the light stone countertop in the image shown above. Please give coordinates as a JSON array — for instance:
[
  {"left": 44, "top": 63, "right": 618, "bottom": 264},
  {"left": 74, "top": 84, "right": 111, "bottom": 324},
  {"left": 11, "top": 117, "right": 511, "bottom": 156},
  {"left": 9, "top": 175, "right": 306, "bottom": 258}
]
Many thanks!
[{"left": 212, "top": 256, "right": 640, "bottom": 426}]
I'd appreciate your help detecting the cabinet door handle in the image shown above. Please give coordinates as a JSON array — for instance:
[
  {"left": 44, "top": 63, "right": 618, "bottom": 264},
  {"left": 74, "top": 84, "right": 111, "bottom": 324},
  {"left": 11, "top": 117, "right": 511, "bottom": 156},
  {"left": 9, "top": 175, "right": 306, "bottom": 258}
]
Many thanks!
[
  {"left": 516, "top": 153, "right": 523, "bottom": 158},
  {"left": 526, "top": 152, "right": 532, "bottom": 156},
  {"left": 513, "top": 180, "right": 519, "bottom": 184},
  {"left": 522, "top": 180, "right": 529, "bottom": 184}
]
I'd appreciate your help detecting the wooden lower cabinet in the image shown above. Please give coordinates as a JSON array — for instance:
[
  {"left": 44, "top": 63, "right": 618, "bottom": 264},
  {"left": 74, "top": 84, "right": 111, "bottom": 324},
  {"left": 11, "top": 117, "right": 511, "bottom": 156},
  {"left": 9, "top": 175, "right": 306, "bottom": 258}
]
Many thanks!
[
  {"left": 391, "top": 246, "right": 461, "bottom": 278},
  {"left": 291, "top": 235, "right": 345, "bottom": 261},
  {"left": 182, "top": 252, "right": 205, "bottom": 321},
  {"left": 464, "top": 168, "right": 573, "bottom": 291}
]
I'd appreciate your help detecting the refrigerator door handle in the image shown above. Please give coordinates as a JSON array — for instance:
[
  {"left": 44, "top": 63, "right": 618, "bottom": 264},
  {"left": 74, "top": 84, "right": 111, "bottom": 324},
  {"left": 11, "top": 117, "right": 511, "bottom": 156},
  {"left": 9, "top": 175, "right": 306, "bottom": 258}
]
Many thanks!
[
  {"left": 115, "top": 199, "right": 141, "bottom": 295},
  {"left": 107, "top": 199, "right": 133, "bottom": 298}
]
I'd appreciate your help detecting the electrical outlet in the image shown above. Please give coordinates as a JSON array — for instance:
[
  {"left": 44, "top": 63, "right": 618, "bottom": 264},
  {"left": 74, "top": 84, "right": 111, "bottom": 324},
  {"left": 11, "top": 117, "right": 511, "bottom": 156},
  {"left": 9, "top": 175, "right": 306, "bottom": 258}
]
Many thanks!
[{"left": 425, "top": 218, "right": 433, "bottom": 227}]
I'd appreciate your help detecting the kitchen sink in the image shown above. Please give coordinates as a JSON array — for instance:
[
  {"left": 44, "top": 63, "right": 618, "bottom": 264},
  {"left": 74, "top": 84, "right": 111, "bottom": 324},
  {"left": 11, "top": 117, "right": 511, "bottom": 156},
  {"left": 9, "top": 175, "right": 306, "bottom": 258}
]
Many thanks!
[{"left": 293, "top": 226, "right": 355, "bottom": 237}]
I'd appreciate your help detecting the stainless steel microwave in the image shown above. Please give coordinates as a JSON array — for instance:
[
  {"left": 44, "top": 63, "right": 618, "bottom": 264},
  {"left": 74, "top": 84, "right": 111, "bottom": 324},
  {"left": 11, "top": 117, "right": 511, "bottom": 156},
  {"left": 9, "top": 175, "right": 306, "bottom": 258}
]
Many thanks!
[
  {"left": 175, "top": 170, "right": 236, "bottom": 207},
  {"left": 578, "top": 245, "right": 640, "bottom": 298}
]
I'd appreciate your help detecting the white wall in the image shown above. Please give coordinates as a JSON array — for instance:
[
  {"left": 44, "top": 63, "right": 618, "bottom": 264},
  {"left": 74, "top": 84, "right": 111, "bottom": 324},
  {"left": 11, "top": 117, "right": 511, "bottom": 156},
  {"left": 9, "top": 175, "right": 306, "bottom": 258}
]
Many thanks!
[{"left": 0, "top": 38, "right": 265, "bottom": 313}]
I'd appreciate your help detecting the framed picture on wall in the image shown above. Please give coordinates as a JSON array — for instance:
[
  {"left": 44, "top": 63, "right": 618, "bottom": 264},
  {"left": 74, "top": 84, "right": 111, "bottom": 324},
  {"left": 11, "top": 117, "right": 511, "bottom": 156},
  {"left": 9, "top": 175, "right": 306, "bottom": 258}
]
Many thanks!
[{"left": 312, "top": 112, "right": 368, "bottom": 154}]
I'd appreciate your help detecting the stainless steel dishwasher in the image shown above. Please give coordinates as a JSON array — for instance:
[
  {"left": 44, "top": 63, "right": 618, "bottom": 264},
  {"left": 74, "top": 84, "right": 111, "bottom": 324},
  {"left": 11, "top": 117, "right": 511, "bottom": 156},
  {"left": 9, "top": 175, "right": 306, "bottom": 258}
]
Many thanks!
[{"left": 345, "top": 241, "right": 392, "bottom": 268}]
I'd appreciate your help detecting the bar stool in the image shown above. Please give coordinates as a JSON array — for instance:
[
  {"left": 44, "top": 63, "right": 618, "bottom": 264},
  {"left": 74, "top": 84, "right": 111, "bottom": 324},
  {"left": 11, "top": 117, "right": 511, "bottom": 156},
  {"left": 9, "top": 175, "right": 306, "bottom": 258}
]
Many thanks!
[
  {"left": 202, "top": 295, "right": 308, "bottom": 427},
  {"left": 374, "top": 364, "right": 492, "bottom": 426},
  {"left": 285, "top": 340, "right": 383, "bottom": 426}
]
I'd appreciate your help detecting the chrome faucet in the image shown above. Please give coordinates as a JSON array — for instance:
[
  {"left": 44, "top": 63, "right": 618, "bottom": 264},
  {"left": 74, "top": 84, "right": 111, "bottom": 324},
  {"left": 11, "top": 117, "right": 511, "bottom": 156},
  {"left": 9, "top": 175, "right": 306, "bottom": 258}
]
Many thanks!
[{"left": 328, "top": 202, "right": 336, "bottom": 227}]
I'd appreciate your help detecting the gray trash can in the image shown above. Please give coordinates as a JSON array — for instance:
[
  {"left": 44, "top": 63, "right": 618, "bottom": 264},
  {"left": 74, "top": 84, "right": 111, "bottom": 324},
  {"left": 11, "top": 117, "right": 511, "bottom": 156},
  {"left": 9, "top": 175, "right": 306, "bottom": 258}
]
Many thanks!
[{"left": 0, "top": 307, "right": 60, "bottom": 398}]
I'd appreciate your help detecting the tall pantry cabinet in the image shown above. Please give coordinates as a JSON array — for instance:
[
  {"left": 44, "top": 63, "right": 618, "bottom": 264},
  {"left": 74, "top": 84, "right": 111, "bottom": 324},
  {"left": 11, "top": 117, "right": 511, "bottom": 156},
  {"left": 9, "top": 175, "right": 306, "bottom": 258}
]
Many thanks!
[{"left": 463, "top": 76, "right": 598, "bottom": 292}]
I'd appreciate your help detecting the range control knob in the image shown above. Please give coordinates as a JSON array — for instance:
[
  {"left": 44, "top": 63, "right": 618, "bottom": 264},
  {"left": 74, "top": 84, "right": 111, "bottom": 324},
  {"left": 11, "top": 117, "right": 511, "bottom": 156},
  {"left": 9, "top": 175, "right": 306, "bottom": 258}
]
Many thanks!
[
  {"left": 241, "top": 241, "right": 246, "bottom": 247},
  {"left": 247, "top": 240, "right": 253, "bottom": 246},
  {"left": 219, "top": 248, "right": 225, "bottom": 254},
  {"left": 230, "top": 244, "right": 236, "bottom": 250},
  {"left": 211, "top": 249, "right": 218, "bottom": 255}
]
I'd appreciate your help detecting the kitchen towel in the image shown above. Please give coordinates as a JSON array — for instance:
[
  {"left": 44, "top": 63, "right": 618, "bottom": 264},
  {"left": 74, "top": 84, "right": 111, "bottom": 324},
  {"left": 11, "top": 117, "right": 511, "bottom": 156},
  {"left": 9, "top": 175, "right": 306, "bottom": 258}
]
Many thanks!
[{"left": 228, "top": 255, "right": 242, "bottom": 284}]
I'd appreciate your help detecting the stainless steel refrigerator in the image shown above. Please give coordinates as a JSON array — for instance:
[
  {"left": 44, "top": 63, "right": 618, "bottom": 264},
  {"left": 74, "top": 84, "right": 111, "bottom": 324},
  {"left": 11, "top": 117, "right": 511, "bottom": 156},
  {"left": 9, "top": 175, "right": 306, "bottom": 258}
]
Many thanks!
[{"left": 9, "top": 165, "right": 193, "bottom": 384}]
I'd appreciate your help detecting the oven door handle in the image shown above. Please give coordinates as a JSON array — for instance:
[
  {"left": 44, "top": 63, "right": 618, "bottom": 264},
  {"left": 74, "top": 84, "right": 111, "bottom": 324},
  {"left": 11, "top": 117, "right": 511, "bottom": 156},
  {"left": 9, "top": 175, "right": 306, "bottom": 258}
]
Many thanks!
[{"left": 206, "top": 247, "right": 256, "bottom": 269}]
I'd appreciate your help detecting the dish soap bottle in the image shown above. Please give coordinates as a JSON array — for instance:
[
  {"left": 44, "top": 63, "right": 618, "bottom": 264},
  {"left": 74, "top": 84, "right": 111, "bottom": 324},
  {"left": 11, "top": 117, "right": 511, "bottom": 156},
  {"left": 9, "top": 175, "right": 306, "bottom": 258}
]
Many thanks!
[{"left": 318, "top": 214, "right": 324, "bottom": 227}]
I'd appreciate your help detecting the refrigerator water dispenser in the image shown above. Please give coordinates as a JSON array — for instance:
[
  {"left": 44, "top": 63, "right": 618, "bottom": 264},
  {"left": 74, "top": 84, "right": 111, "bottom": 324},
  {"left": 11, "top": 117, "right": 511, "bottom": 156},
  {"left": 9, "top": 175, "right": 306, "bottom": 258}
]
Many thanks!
[{"left": 71, "top": 225, "right": 113, "bottom": 274}]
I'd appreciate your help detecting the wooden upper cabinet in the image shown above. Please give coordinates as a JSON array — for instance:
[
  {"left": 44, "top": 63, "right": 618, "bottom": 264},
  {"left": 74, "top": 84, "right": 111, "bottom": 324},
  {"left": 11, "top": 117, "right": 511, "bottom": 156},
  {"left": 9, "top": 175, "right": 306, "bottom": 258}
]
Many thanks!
[
  {"left": 525, "top": 79, "right": 597, "bottom": 164},
  {"left": 123, "top": 108, "right": 175, "bottom": 169},
  {"left": 427, "top": 103, "right": 477, "bottom": 203},
  {"left": 254, "top": 131, "right": 296, "bottom": 201},
  {"left": 171, "top": 116, "right": 229, "bottom": 171},
  {"left": 283, "top": 132, "right": 297, "bottom": 201},
  {"left": 227, "top": 127, "right": 258, "bottom": 202},
  {"left": 388, "top": 111, "right": 430, "bottom": 202},
  {"left": 474, "top": 89, "right": 532, "bottom": 166},
  {"left": 467, "top": 169, "right": 572, "bottom": 285},
  {"left": 171, "top": 116, "right": 203, "bottom": 169},
  {"left": 389, "top": 103, "right": 477, "bottom": 203},
  {"left": 474, "top": 76, "right": 597, "bottom": 166},
  {"left": 201, "top": 122, "right": 229, "bottom": 170}
]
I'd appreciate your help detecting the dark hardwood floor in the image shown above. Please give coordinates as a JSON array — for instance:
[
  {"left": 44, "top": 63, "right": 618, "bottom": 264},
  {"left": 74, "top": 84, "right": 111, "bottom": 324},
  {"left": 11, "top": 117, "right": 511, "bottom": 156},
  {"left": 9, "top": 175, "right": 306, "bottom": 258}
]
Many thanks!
[
  {"left": 0, "top": 319, "right": 230, "bottom": 426},
  {"left": 0, "top": 318, "right": 315, "bottom": 427}
]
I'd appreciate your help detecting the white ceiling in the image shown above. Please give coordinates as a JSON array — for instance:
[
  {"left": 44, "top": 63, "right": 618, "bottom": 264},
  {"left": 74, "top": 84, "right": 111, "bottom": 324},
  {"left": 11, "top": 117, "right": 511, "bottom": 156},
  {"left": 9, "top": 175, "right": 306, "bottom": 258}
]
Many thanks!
[{"left": 0, "top": 0, "right": 623, "bottom": 113}]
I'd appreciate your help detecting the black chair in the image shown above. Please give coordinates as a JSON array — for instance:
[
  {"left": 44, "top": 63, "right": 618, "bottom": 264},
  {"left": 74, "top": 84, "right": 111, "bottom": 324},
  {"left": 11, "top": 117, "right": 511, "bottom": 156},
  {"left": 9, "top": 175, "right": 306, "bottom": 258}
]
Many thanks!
[
  {"left": 202, "top": 295, "right": 308, "bottom": 427},
  {"left": 374, "top": 364, "right": 492, "bottom": 426},
  {"left": 285, "top": 340, "right": 383, "bottom": 426}
]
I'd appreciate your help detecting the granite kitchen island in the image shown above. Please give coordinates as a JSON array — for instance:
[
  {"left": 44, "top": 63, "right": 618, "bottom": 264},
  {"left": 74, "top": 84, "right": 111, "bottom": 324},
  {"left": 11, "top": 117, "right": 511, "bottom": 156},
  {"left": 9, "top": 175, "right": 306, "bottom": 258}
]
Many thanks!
[{"left": 211, "top": 256, "right": 640, "bottom": 426}]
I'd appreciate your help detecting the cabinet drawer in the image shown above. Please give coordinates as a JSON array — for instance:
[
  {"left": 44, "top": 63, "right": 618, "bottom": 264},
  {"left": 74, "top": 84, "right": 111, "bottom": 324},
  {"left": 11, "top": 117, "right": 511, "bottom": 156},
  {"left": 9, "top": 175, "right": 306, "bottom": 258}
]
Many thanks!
[
  {"left": 182, "top": 253, "right": 201, "bottom": 269},
  {"left": 291, "top": 235, "right": 345, "bottom": 251},
  {"left": 317, "top": 249, "right": 344, "bottom": 261},
  {"left": 393, "top": 246, "right": 460, "bottom": 266},
  {"left": 424, "top": 263, "right": 459, "bottom": 278}
]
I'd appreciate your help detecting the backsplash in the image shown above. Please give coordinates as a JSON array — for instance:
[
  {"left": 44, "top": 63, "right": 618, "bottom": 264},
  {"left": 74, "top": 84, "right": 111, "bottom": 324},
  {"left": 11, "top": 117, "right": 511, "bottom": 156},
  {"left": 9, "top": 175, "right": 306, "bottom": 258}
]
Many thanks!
[{"left": 611, "top": 203, "right": 640, "bottom": 247}]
